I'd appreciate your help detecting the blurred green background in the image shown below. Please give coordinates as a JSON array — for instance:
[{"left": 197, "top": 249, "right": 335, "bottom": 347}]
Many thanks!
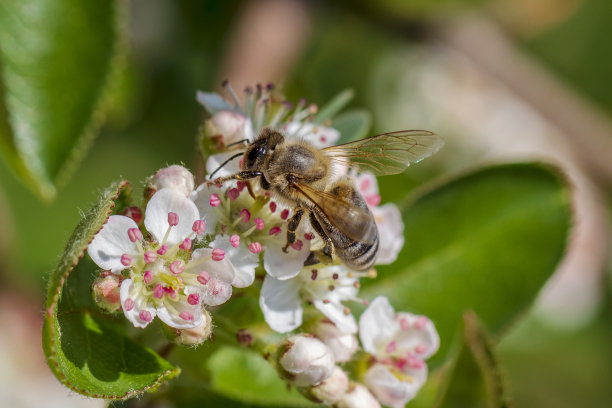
[{"left": 1, "top": 0, "right": 611, "bottom": 406}]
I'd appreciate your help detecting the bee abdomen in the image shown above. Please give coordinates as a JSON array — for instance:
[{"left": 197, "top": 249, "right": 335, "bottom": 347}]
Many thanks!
[{"left": 336, "top": 228, "right": 379, "bottom": 271}]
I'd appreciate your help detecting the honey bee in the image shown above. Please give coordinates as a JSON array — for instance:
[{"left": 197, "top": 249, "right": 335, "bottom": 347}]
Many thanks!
[{"left": 208, "top": 128, "right": 443, "bottom": 270}]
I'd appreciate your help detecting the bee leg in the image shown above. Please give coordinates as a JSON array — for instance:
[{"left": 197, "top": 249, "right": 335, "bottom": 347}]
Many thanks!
[
  {"left": 282, "top": 208, "right": 306, "bottom": 253},
  {"left": 308, "top": 213, "right": 334, "bottom": 262},
  {"left": 207, "top": 171, "right": 263, "bottom": 187},
  {"left": 245, "top": 180, "right": 257, "bottom": 199}
]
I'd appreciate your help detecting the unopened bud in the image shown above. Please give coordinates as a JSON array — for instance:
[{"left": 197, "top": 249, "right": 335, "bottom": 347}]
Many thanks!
[
  {"left": 92, "top": 274, "right": 122, "bottom": 312},
  {"left": 279, "top": 334, "right": 335, "bottom": 387},
  {"left": 166, "top": 309, "right": 213, "bottom": 346},
  {"left": 314, "top": 320, "right": 358, "bottom": 363},
  {"left": 146, "top": 165, "right": 195, "bottom": 198},
  {"left": 206, "top": 110, "right": 247, "bottom": 146},
  {"left": 306, "top": 367, "right": 348, "bottom": 404},
  {"left": 335, "top": 383, "right": 381, "bottom": 408}
]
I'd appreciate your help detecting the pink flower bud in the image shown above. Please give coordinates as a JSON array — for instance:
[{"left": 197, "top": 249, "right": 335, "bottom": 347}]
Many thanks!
[
  {"left": 92, "top": 274, "right": 122, "bottom": 312},
  {"left": 174, "top": 310, "right": 212, "bottom": 346},
  {"left": 122, "top": 206, "right": 143, "bottom": 224}
]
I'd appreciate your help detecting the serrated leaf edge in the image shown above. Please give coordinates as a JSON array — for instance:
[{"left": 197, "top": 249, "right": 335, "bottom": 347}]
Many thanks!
[{"left": 43, "top": 179, "right": 181, "bottom": 399}]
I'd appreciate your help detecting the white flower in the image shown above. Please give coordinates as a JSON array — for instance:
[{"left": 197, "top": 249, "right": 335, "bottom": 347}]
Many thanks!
[
  {"left": 191, "top": 182, "right": 311, "bottom": 286},
  {"left": 88, "top": 188, "right": 236, "bottom": 329},
  {"left": 351, "top": 171, "right": 405, "bottom": 265},
  {"left": 308, "top": 366, "right": 349, "bottom": 404},
  {"left": 283, "top": 121, "right": 340, "bottom": 149},
  {"left": 147, "top": 165, "right": 195, "bottom": 198},
  {"left": 279, "top": 335, "right": 335, "bottom": 387},
  {"left": 313, "top": 319, "right": 359, "bottom": 363},
  {"left": 260, "top": 265, "right": 360, "bottom": 334},
  {"left": 358, "top": 296, "right": 439, "bottom": 408},
  {"left": 335, "top": 384, "right": 381, "bottom": 408}
]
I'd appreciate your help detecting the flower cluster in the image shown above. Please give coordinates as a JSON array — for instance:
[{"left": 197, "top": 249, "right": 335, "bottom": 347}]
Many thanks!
[{"left": 86, "top": 84, "right": 440, "bottom": 406}]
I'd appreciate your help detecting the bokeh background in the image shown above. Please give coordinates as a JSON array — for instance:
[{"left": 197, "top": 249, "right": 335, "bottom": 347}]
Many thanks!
[{"left": 1, "top": 0, "right": 611, "bottom": 406}]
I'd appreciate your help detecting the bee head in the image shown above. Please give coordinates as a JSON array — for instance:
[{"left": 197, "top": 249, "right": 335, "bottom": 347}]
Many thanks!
[{"left": 242, "top": 128, "right": 284, "bottom": 170}]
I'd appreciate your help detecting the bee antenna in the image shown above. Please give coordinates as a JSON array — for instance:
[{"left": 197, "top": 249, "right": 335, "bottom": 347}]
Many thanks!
[
  {"left": 208, "top": 152, "right": 243, "bottom": 180},
  {"left": 225, "top": 139, "right": 250, "bottom": 148}
]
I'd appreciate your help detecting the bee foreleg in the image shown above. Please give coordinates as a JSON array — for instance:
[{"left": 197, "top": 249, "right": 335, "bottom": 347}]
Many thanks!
[
  {"left": 282, "top": 208, "right": 306, "bottom": 253},
  {"left": 207, "top": 171, "right": 263, "bottom": 187}
]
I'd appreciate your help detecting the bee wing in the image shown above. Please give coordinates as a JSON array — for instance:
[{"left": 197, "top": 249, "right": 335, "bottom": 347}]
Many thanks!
[
  {"left": 322, "top": 130, "right": 443, "bottom": 176},
  {"left": 293, "top": 183, "right": 375, "bottom": 244}
]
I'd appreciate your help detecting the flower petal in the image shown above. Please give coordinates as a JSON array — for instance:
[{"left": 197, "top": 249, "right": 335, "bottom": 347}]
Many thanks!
[
  {"left": 88, "top": 215, "right": 139, "bottom": 273},
  {"left": 395, "top": 313, "right": 440, "bottom": 359},
  {"left": 187, "top": 248, "right": 235, "bottom": 284},
  {"left": 364, "top": 364, "right": 421, "bottom": 408},
  {"left": 200, "top": 278, "right": 233, "bottom": 306},
  {"left": 145, "top": 188, "right": 200, "bottom": 246},
  {"left": 213, "top": 235, "right": 258, "bottom": 288},
  {"left": 313, "top": 299, "right": 357, "bottom": 334},
  {"left": 157, "top": 297, "right": 203, "bottom": 330},
  {"left": 260, "top": 275, "right": 302, "bottom": 333},
  {"left": 120, "top": 279, "right": 156, "bottom": 329},
  {"left": 359, "top": 296, "right": 399, "bottom": 354},
  {"left": 190, "top": 184, "right": 223, "bottom": 233},
  {"left": 196, "top": 91, "right": 237, "bottom": 114},
  {"left": 373, "top": 204, "right": 405, "bottom": 265},
  {"left": 263, "top": 235, "right": 311, "bottom": 280},
  {"left": 284, "top": 122, "right": 340, "bottom": 149}
]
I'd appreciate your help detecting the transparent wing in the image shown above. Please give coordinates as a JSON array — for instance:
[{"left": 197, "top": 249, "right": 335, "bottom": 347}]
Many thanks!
[
  {"left": 323, "top": 130, "right": 443, "bottom": 176},
  {"left": 293, "top": 183, "right": 375, "bottom": 244}
]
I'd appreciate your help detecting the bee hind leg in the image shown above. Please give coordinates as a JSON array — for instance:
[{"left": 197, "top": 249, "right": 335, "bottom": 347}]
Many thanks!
[
  {"left": 305, "top": 212, "right": 334, "bottom": 263},
  {"left": 282, "top": 208, "right": 306, "bottom": 253}
]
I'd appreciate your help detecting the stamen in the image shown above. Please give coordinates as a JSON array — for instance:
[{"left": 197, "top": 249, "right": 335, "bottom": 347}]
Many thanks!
[
  {"left": 120, "top": 254, "right": 132, "bottom": 266},
  {"left": 366, "top": 194, "right": 381, "bottom": 207},
  {"left": 169, "top": 260, "right": 185, "bottom": 274},
  {"left": 360, "top": 178, "right": 372, "bottom": 192},
  {"left": 153, "top": 284, "right": 164, "bottom": 298},
  {"left": 230, "top": 234, "right": 240, "bottom": 248},
  {"left": 311, "top": 269, "right": 318, "bottom": 280},
  {"left": 168, "top": 212, "right": 179, "bottom": 226},
  {"left": 304, "top": 233, "right": 314, "bottom": 241},
  {"left": 415, "top": 343, "right": 427, "bottom": 354},
  {"left": 254, "top": 218, "right": 264, "bottom": 230},
  {"left": 386, "top": 340, "right": 397, "bottom": 354},
  {"left": 236, "top": 181, "right": 247, "bottom": 192},
  {"left": 291, "top": 239, "right": 303, "bottom": 251},
  {"left": 322, "top": 299, "right": 331, "bottom": 304},
  {"left": 353, "top": 281, "right": 361, "bottom": 289},
  {"left": 328, "top": 285, "right": 335, "bottom": 291},
  {"left": 139, "top": 310, "right": 152, "bottom": 323},
  {"left": 212, "top": 248, "right": 225, "bottom": 261},
  {"left": 414, "top": 316, "right": 428, "bottom": 330},
  {"left": 240, "top": 209, "right": 251, "bottom": 223},
  {"left": 123, "top": 298, "right": 135, "bottom": 311},
  {"left": 127, "top": 228, "right": 143, "bottom": 242},
  {"left": 222, "top": 80, "right": 242, "bottom": 108},
  {"left": 192, "top": 219, "right": 206, "bottom": 235},
  {"left": 269, "top": 226, "right": 282, "bottom": 236},
  {"left": 343, "top": 307, "right": 351, "bottom": 315},
  {"left": 227, "top": 188, "right": 240, "bottom": 201},
  {"left": 280, "top": 209, "right": 289, "bottom": 220},
  {"left": 179, "top": 311, "right": 194, "bottom": 321},
  {"left": 269, "top": 201, "right": 277, "bottom": 212},
  {"left": 179, "top": 238, "right": 193, "bottom": 250},
  {"left": 400, "top": 317, "right": 410, "bottom": 331},
  {"left": 157, "top": 244, "right": 169, "bottom": 255},
  {"left": 210, "top": 193, "right": 221, "bottom": 207},
  {"left": 248, "top": 242, "right": 262, "bottom": 254},
  {"left": 143, "top": 270, "right": 153, "bottom": 285},
  {"left": 332, "top": 273, "right": 339, "bottom": 280},
  {"left": 144, "top": 251, "right": 157, "bottom": 264},
  {"left": 197, "top": 271, "right": 210, "bottom": 285},
  {"left": 187, "top": 293, "right": 200, "bottom": 305}
]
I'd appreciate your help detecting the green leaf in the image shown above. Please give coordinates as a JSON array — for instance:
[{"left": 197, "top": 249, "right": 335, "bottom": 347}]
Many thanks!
[
  {"left": 332, "top": 109, "right": 372, "bottom": 144},
  {"left": 312, "top": 89, "right": 354, "bottom": 124},
  {"left": 43, "top": 180, "right": 180, "bottom": 399},
  {"left": 206, "top": 346, "right": 317, "bottom": 407},
  {"left": 362, "top": 163, "right": 572, "bottom": 366},
  {"left": 0, "top": 0, "right": 123, "bottom": 200},
  {"left": 435, "top": 311, "right": 511, "bottom": 408}
]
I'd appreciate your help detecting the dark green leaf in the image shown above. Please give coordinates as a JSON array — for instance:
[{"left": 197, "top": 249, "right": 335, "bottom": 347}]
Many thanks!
[
  {"left": 206, "top": 346, "right": 317, "bottom": 407},
  {"left": 43, "top": 180, "right": 180, "bottom": 399},
  {"left": 362, "top": 163, "right": 572, "bottom": 366},
  {"left": 312, "top": 89, "right": 354, "bottom": 124},
  {"left": 435, "top": 311, "right": 511, "bottom": 408},
  {"left": 333, "top": 109, "right": 372, "bottom": 144},
  {"left": 0, "top": 0, "right": 122, "bottom": 200}
]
